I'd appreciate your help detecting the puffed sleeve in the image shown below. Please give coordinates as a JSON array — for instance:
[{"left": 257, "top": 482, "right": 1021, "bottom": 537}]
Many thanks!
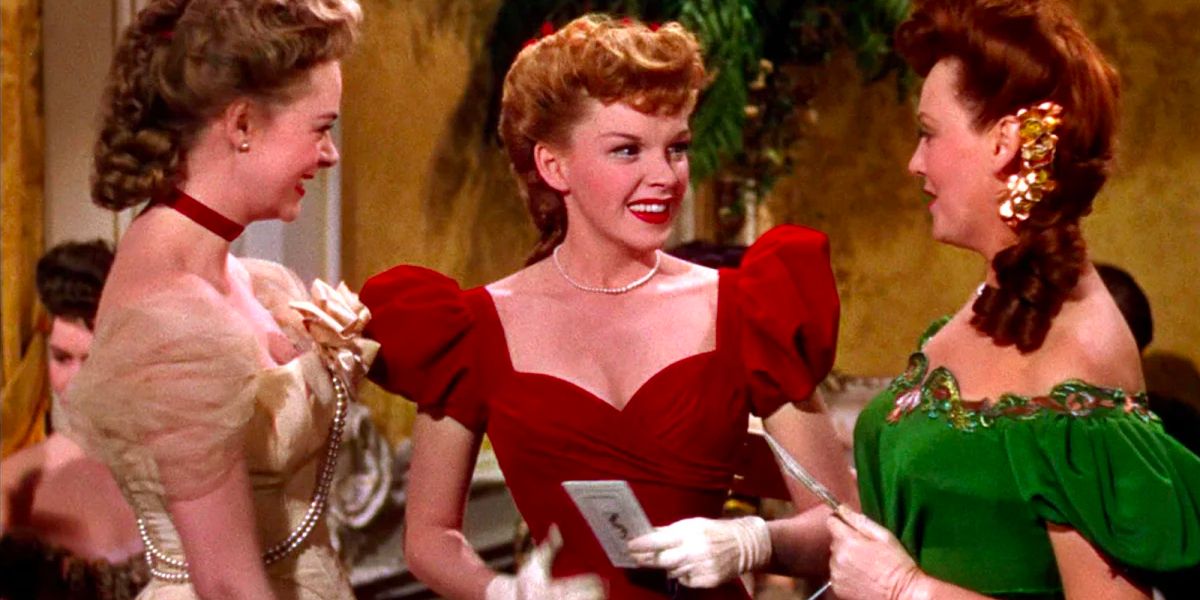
[
  {"left": 359, "top": 265, "right": 486, "bottom": 433},
  {"left": 64, "top": 289, "right": 261, "bottom": 501},
  {"left": 1003, "top": 412, "right": 1200, "bottom": 571},
  {"left": 736, "top": 225, "right": 840, "bottom": 417}
]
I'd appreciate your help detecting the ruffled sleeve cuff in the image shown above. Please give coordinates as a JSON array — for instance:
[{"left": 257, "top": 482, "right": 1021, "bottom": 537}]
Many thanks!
[
  {"left": 360, "top": 265, "right": 486, "bottom": 432},
  {"left": 735, "top": 225, "right": 840, "bottom": 417},
  {"left": 1003, "top": 412, "right": 1200, "bottom": 571}
]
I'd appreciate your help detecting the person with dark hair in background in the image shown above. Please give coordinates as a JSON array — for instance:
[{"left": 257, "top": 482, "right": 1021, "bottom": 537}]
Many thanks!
[
  {"left": 361, "top": 14, "right": 853, "bottom": 599},
  {"left": 829, "top": 1, "right": 1200, "bottom": 598},
  {"left": 61, "top": 1, "right": 375, "bottom": 598},
  {"left": 1096, "top": 261, "right": 1200, "bottom": 465},
  {"left": 0, "top": 239, "right": 116, "bottom": 454},
  {"left": 0, "top": 239, "right": 150, "bottom": 599},
  {"left": 1095, "top": 263, "right": 1200, "bottom": 599}
]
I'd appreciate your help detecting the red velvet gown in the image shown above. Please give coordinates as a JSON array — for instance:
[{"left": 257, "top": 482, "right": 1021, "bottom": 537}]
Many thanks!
[{"left": 360, "top": 226, "right": 839, "bottom": 599}]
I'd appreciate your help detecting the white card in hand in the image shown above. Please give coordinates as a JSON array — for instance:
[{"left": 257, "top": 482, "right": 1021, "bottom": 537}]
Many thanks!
[{"left": 562, "top": 480, "right": 653, "bottom": 568}]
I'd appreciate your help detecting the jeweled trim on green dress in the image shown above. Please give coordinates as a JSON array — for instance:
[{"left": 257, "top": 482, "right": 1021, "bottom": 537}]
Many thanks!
[{"left": 883, "top": 316, "right": 1157, "bottom": 432}]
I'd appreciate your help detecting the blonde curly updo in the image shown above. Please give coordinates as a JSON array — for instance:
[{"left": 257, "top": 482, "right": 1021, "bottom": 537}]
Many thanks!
[{"left": 92, "top": 0, "right": 362, "bottom": 211}]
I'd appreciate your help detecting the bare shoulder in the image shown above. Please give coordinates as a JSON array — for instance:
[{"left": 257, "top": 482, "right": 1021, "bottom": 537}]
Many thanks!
[
  {"left": 92, "top": 271, "right": 243, "bottom": 345},
  {"left": 102, "top": 268, "right": 220, "bottom": 311},
  {"left": 1035, "top": 285, "right": 1144, "bottom": 392},
  {"left": 658, "top": 254, "right": 718, "bottom": 287},
  {"left": 38, "top": 434, "right": 86, "bottom": 471},
  {"left": 0, "top": 442, "right": 46, "bottom": 490},
  {"left": 236, "top": 257, "right": 304, "bottom": 293},
  {"left": 2, "top": 436, "right": 84, "bottom": 497},
  {"left": 485, "top": 261, "right": 545, "bottom": 299},
  {"left": 101, "top": 228, "right": 223, "bottom": 309}
]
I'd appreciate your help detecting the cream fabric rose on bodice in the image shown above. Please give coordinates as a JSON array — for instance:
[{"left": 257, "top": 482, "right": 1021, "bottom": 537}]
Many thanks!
[{"left": 290, "top": 280, "right": 376, "bottom": 383}]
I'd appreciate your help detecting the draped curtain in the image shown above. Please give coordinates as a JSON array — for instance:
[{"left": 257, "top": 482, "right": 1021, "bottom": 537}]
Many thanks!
[{"left": 1, "top": 0, "right": 47, "bottom": 457}]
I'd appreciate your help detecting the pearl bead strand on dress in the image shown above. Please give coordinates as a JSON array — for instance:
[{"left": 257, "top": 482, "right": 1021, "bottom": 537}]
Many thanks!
[{"left": 137, "top": 366, "right": 351, "bottom": 582}]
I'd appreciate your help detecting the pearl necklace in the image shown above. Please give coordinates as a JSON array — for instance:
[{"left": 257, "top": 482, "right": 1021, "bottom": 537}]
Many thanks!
[
  {"left": 137, "top": 366, "right": 350, "bottom": 582},
  {"left": 552, "top": 245, "right": 662, "bottom": 295}
]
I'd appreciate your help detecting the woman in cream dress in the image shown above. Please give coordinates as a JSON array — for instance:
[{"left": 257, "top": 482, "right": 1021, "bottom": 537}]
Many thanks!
[{"left": 63, "top": 1, "right": 373, "bottom": 598}]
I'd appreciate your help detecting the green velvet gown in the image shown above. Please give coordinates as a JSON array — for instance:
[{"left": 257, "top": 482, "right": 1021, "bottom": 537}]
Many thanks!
[{"left": 854, "top": 318, "right": 1200, "bottom": 598}]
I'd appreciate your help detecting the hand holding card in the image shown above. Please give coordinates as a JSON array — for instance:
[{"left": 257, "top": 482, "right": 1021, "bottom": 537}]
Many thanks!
[
  {"left": 562, "top": 480, "right": 653, "bottom": 568},
  {"left": 626, "top": 516, "right": 771, "bottom": 588}
]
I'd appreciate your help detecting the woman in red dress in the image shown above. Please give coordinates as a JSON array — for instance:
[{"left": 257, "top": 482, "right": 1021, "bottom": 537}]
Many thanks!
[{"left": 361, "top": 14, "right": 854, "bottom": 599}]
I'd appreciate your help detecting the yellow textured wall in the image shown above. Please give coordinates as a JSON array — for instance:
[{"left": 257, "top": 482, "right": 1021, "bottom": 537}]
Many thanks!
[
  {"left": 343, "top": 0, "right": 530, "bottom": 441},
  {"left": 344, "top": 1, "right": 1200, "bottom": 407},
  {"left": 343, "top": 0, "right": 531, "bottom": 291},
  {"left": 1079, "top": 1, "right": 1200, "bottom": 401},
  {"left": 767, "top": 1, "right": 1200, "bottom": 397}
]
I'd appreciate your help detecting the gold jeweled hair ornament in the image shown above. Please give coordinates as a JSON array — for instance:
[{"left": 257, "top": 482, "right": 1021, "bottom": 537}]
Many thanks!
[{"left": 1000, "top": 101, "right": 1063, "bottom": 227}]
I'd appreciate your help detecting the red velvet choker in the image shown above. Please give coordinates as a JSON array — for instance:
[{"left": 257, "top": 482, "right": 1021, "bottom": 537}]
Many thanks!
[{"left": 159, "top": 189, "right": 244, "bottom": 242}]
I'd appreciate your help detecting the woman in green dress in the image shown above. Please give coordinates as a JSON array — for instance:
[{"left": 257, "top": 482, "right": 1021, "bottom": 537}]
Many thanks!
[{"left": 827, "top": 0, "right": 1200, "bottom": 598}]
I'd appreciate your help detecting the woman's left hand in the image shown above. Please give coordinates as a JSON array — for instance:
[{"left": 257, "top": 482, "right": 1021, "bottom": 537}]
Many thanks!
[{"left": 828, "top": 508, "right": 929, "bottom": 600}]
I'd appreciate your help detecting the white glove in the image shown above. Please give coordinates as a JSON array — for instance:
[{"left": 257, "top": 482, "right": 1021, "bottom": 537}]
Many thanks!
[
  {"left": 486, "top": 525, "right": 605, "bottom": 600},
  {"left": 828, "top": 508, "right": 929, "bottom": 600},
  {"left": 626, "top": 516, "right": 771, "bottom": 588}
]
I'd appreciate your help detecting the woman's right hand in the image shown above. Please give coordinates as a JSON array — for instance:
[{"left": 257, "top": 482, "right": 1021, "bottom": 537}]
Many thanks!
[
  {"left": 485, "top": 525, "right": 605, "bottom": 600},
  {"left": 827, "top": 508, "right": 929, "bottom": 600}
]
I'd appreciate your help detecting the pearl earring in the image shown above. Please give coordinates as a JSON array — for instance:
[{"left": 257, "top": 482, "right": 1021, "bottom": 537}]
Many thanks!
[{"left": 238, "top": 141, "right": 250, "bottom": 153}]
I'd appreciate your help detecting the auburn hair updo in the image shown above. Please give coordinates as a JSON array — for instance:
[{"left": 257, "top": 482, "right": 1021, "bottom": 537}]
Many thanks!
[
  {"left": 91, "top": 0, "right": 362, "bottom": 211},
  {"left": 498, "top": 14, "right": 707, "bottom": 265},
  {"left": 896, "top": 0, "right": 1120, "bottom": 352}
]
